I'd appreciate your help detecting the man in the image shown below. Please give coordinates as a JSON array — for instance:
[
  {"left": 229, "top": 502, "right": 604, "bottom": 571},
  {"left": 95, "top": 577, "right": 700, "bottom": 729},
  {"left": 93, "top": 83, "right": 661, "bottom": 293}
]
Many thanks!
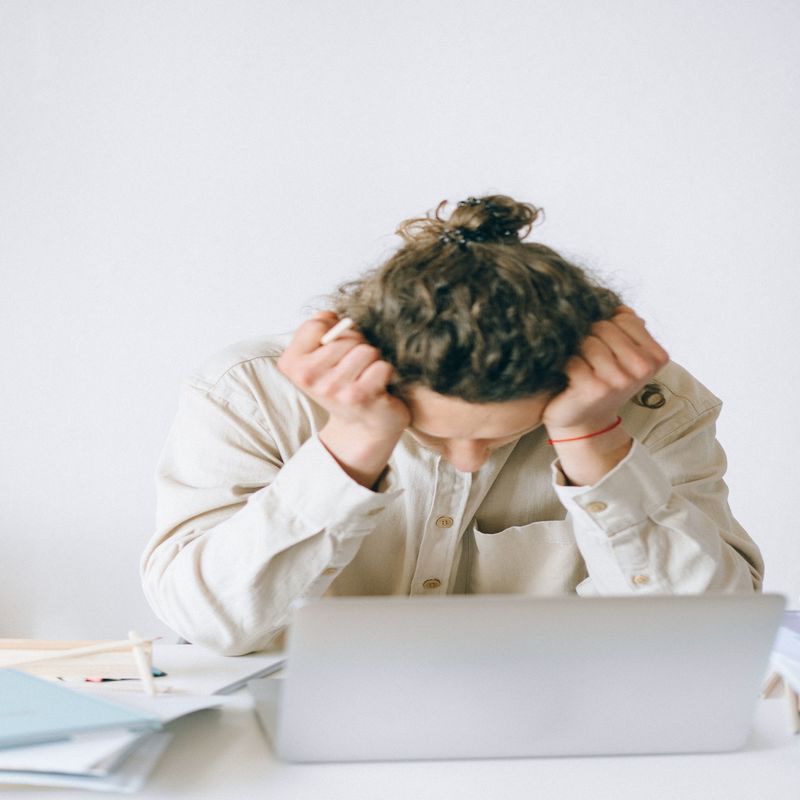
[{"left": 141, "top": 195, "right": 762, "bottom": 654}]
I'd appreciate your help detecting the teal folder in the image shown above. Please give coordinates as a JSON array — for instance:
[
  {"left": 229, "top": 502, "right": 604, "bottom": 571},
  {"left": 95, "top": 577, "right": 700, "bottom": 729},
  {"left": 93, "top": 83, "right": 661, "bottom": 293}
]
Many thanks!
[{"left": 0, "top": 669, "right": 161, "bottom": 749}]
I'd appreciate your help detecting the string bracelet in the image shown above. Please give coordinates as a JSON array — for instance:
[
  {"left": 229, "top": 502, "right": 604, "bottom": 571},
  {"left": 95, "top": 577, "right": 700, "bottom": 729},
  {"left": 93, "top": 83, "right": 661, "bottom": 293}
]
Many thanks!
[{"left": 547, "top": 416, "right": 623, "bottom": 445}]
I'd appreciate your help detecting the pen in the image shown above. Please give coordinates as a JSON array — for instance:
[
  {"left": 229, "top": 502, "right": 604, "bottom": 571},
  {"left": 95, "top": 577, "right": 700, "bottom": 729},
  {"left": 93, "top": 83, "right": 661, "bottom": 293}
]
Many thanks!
[
  {"left": 320, "top": 316, "right": 355, "bottom": 345},
  {"left": 129, "top": 630, "right": 157, "bottom": 696}
]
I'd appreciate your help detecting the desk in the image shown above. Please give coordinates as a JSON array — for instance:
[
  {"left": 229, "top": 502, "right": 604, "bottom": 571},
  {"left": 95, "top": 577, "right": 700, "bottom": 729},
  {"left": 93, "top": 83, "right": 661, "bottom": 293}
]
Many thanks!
[{"left": 3, "top": 646, "right": 799, "bottom": 800}]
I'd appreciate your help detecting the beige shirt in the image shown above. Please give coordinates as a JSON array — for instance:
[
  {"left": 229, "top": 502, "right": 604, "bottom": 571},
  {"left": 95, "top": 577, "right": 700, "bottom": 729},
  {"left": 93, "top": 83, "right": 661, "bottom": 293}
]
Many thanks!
[{"left": 141, "top": 334, "right": 764, "bottom": 655}]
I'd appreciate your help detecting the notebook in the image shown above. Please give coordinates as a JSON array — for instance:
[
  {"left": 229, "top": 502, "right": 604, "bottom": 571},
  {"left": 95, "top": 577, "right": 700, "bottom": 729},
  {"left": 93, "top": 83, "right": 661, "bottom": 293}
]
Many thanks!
[
  {"left": 250, "top": 593, "right": 785, "bottom": 762},
  {"left": 0, "top": 669, "right": 161, "bottom": 749}
]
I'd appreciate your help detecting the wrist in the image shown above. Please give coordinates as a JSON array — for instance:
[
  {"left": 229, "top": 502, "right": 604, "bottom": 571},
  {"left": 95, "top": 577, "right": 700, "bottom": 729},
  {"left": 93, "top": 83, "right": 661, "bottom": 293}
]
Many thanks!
[
  {"left": 319, "top": 419, "right": 402, "bottom": 490},
  {"left": 549, "top": 425, "right": 633, "bottom": 487},
  {"left": 544, "top": 415, "right": 622, "bottom": 443}
]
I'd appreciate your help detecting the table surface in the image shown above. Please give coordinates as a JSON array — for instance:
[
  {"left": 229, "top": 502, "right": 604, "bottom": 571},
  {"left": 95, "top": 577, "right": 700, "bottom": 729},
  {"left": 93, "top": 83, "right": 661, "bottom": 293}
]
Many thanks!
[{"left": 4, "top": 646, "right": 800, "bottom": 799}]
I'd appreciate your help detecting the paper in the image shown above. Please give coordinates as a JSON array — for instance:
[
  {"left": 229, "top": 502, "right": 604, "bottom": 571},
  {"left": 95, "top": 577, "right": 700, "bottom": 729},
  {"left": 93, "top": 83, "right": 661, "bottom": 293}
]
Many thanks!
[
  {"left": 142, "top": 643, "right": 284, "bottom": 695},
  {"left": 76, "top": 689, "right": 225, "bottom": 723},
  {"left": 771, "top": 653, "right": 800, "bottom": 693},
  {"left": 773, "top": 615, "right": 800, "bottom": 662},
  {"left": 0, "top": 730, "right": 143, "bottom": 775},
  {"left": 0, "top": 732, "right": 172, "bottom": 793},
  {"left": 769, "top": 611, "right": 800, "bottom": 693},
  {"left": 779, "top": 610, "right": 800, "bottom": 636}
]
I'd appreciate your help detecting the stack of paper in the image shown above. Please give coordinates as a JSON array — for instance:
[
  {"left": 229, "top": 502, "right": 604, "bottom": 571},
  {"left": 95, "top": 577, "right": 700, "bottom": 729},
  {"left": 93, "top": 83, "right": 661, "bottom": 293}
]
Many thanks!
[
  {"left": 0, "top": 680, "right": 226, "bottom": 792},
  {"left": 772, "top": 610, "right": 800, "bottom": 691},
  {"left": 0, "top": 669, "right": 173, "bottom": 792},
  {"left": 0, "top": 729, "right": 174, "bottom": 793},
  {"left": 0, "top": 643, "right": 285, "bottom": 792}
]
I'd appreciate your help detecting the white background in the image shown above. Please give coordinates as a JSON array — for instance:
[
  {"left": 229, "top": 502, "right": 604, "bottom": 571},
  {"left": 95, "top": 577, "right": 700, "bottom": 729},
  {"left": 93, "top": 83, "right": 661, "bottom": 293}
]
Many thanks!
[{"left": 1, "top": 0, "right": 798, "bottom": 640}]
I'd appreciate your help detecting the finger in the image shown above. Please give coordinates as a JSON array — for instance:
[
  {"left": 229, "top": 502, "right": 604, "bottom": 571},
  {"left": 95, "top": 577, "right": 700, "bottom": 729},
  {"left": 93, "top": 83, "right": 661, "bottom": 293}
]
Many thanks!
[
  {"left": 563, "top": 354, "right": 592, "bottom": 381},
  {"left": 610, "top": 314, "right": 670, "bottom": 364},
  {"left": 594, "top": 318, "right": 648, "bottom": 355},
  {"left": 282, "top": 316, "right": 343, "bottom": 359},
  {"left": 303, "top": 333, "right": 364, "bottom": 368},
  {"left": 580, "top": 334, "right": 635, "bottom": 390},
  {"left": 562, "top": 354, "right": 596, "bottom": 389},
  {"left": 614, "top": 304, "right": 639, "bottom": 318},
  {"left": 280, "top": 336, "right": 364, "bottom": 388},
  {"left": 561, "top": 354, "right": 609, "bottom": 402},
  {"left": 356, "top": 359, "right": 396, "bottom": 394},
  {"left": 591, "top": 321, "right": 661, "bottom": 383},
  {"left": 318, "top": 343, "right": 381, "bottom": 389}
]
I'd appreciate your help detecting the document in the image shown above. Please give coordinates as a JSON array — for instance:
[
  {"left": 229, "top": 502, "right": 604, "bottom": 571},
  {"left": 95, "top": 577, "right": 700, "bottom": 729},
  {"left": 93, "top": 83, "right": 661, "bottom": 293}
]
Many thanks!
[
  {"left": 0, "top": 669, "right": 160, "bottom": 749},
  {"left": 772, "top": 611, "right": 800, "bottom": 692}
]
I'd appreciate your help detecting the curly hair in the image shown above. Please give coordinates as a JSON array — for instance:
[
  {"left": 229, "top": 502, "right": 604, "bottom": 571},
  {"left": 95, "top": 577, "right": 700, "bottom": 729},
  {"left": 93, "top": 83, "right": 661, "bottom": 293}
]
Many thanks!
[{"left": 329, "top": 194, "right": 622, "bottom": 403}]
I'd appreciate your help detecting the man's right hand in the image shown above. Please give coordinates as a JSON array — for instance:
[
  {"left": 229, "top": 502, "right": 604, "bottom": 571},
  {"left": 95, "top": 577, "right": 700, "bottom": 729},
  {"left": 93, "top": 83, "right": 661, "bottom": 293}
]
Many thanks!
[{"left": 276, "top": 312, "right": 410, "bottom": 489}]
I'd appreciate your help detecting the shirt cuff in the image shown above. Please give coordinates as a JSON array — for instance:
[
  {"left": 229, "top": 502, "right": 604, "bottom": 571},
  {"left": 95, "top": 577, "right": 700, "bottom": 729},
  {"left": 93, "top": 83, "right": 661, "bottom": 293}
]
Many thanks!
[
  {"left": 550, "top": 438, "right": 671, "bottom": 536},
  {"left": 269, "top": 434, "right": 404, "bottom": 535}
]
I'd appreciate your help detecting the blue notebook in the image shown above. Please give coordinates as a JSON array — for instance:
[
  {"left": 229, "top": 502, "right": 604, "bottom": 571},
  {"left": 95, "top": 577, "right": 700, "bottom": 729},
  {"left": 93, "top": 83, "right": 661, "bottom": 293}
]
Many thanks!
[{"left": 0, "top": 669, "right": 161, "bottom": 749}]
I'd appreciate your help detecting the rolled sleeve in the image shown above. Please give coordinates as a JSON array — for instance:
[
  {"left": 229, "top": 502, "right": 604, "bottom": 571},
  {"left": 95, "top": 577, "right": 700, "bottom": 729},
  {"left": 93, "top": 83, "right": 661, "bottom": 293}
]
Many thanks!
[
  {"left": 269, "top": 434, "right": 403, "bottom": 535},
  {"left": 141, "top": 379, "right": 403, "bottom": 655},
  {"left": 552, "top": 439, "right": 671, "bottom": 536},
  {"left": 550, "top": 413, "right": 762, "bottom": 596}
]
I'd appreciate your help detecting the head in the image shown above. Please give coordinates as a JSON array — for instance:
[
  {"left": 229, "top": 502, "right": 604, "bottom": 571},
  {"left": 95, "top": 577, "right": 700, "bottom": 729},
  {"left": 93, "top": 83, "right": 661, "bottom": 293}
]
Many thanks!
[{"left": 330, "top": 194, "right": 621, "bottom": 472}]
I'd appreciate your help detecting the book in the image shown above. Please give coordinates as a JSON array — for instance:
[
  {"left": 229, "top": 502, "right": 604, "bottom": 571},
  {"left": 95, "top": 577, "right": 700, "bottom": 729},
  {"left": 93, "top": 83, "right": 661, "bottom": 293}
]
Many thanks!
[{"left": 0, "top": 669, "right": 161, "bottom": 749}]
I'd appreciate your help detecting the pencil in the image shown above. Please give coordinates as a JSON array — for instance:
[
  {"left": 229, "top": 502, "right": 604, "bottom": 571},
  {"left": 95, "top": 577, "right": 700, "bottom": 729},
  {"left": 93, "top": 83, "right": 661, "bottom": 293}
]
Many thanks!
[
  {"left": 320, "top": 317, "right": 355, "bottom": 345},
  {"left": 5, "top": 637, "right": 156, "bottom": 664}
]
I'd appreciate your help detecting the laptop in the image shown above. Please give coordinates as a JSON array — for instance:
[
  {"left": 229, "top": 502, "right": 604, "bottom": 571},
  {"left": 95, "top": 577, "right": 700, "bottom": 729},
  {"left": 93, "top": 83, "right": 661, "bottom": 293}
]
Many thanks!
[{"left": 249, "top": 593, "right": 784, "bottom": 762}]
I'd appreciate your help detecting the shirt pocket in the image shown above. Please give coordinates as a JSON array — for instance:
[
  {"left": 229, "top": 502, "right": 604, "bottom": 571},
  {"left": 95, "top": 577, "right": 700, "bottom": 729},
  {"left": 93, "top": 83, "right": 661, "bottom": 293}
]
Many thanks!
[{"left": 468, "top": 519, "right": 585, "bottom": 595}]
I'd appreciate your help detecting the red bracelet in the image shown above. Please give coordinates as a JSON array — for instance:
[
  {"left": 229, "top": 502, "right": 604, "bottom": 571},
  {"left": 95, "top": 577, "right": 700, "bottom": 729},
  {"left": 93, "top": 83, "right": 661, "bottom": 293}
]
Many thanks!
[{"left": 547, "top": 416, "right": 623, "bottom": 445}]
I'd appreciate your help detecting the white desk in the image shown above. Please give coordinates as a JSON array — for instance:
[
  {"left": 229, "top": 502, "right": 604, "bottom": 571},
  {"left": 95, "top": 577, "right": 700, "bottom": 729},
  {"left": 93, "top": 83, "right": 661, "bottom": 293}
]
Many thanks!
[{"left": 3, "top": 646, "right": 799, "bottom": 799}]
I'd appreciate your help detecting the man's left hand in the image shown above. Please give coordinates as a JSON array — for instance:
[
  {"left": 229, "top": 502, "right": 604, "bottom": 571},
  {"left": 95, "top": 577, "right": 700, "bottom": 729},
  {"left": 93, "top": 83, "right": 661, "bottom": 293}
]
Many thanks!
[{"left": 542, "top": 306, "right": 670, "bottom": 445}]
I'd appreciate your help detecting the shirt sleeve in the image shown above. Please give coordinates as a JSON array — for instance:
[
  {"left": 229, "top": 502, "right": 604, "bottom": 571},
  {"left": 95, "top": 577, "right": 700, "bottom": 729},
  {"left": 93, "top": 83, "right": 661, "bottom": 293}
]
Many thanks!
[
  {"left": 550, "top": 405, "right": 763, "bottom": 596},
  {"left": 140, "top": 379, "right": 403, "bottom": 655}
]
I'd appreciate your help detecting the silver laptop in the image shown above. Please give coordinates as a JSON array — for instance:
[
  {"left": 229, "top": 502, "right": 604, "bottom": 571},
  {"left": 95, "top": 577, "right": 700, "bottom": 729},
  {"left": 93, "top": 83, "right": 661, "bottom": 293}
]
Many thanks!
[{"left": 249, "top": 593, "right": 784, "bottom": 762}]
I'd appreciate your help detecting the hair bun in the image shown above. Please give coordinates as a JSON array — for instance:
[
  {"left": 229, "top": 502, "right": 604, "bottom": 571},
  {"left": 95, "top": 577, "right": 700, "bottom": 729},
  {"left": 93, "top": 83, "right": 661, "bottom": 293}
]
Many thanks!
[
  {"left": 396, "top": 194, "right": 542, "bottom": 247},
  {"left": 450, "top": 195, "right": 541, "bottom": 243}
]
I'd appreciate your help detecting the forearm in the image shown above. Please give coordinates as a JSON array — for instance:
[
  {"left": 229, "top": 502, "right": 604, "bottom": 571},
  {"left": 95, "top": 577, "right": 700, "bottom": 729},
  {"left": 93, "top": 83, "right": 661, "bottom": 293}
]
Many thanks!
[
  {"left": 553, "top": 439, "right": 763, "bottom": 595},
  {"left": 142, "top": 436, "right": 401, "bottom": 654},
  {"left": 143, "top": 509, "right": 359, "bottom": 655},
  {"left": 318, "top": 419, "right": 401, "bottom": 489},
  {"left": 573, "top": 499, "right": 758, "bottom": 595}
]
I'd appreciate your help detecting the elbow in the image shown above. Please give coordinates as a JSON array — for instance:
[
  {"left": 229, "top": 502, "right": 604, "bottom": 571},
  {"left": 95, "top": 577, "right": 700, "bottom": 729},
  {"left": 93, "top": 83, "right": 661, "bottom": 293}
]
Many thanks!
[
  {"left": 703, "top": 543, "right": 763, "bottom": 595},
  {"left": 141, "top": 549, "right": 285, "bottom": 656}
]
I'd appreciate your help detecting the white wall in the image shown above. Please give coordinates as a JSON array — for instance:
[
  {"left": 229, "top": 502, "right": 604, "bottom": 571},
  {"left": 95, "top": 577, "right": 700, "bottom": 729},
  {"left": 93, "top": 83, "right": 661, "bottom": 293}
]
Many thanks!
[{"left": 1, "top": 0, "right": 798, "bottom": 640}]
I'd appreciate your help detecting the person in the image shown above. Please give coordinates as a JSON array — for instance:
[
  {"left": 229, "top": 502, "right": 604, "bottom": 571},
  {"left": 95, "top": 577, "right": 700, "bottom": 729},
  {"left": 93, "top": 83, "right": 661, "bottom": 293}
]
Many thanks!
[{"left": 141, "top": 194, "right": 764, "bottom": 655}]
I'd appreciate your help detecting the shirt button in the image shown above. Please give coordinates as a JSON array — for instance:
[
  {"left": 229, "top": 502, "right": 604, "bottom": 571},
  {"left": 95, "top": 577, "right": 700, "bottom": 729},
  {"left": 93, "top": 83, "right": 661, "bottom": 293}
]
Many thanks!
[
  {"left": 435, "top": 516, "right": 454, "bottom": 528},
  {"left": 422, "top": 578, "right": 442, "bottom": 589},
  {"left": 322, "top": 567, "right": 338, "bottom": 576},
  {"left": 586, "top": 501, "right": 608, "bottom": 513},
  {"left": 632, "top": 574, "right": 650, "bottom": 585}
]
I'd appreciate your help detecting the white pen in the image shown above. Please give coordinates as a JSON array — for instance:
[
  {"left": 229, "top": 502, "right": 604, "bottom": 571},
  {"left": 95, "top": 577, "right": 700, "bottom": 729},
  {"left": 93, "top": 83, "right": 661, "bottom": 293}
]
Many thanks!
[
  {"left": 320, "top": 316, "right": 355, "bottom": 345},
  {"left": 129, "top": 630, "right": 157, "bottom": 696}
]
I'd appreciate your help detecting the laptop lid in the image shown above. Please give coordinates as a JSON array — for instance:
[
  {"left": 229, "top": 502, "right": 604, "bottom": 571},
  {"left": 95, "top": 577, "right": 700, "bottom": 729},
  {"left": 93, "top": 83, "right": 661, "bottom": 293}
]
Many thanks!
[{"left": 259, "top": 593, "right": 784, "bottom": 762}]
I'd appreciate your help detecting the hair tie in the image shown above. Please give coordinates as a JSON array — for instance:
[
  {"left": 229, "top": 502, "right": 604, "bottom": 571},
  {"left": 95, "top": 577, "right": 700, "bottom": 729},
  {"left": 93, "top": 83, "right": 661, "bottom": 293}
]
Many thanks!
[{"left": 438, "top": 228, "right": 469, "bottom": 248}]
